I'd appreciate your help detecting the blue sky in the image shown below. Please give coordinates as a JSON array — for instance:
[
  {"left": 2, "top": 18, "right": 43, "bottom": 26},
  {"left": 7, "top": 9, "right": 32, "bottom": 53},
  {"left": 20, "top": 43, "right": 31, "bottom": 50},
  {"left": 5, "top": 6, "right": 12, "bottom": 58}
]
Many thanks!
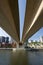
[
  {"left": 0, "top": 0, "right": 43, "bottom": 41},
  {"left": 28, "top": 27, "right": 43, "bottom": 41},
  {"left": 18, "top": 0, "right": 26, "bottom": 40}
]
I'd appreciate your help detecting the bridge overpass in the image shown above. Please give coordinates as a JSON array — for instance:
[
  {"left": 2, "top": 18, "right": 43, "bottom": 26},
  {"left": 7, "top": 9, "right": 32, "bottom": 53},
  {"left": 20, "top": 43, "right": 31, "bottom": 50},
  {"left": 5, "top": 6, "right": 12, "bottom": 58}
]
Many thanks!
[
  {"left": 22, "top": 0, "right": 43, "bottom": 43},
  {"left": 0, "top": 0, "right": 20, "bottom": 43},
  {"left": 0, "top": 0, "right": 43, "bottom": 44}
]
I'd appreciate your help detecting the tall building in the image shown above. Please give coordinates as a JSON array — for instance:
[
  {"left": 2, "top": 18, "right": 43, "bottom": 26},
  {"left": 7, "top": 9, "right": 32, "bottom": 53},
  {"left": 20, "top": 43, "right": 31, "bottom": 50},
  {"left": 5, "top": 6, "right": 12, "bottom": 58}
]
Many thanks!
[
  {"left": 2, "top": 37, "right": 5, "bottom": 42},
  {"left": 5, "top": 37, "right": 9, "bottom": 43},
  {"left": 40, "top": 36, "right": 43, "bottom": 43},
  {"left": 0, "top": 36, "right": 5, "bottom": 43},
  {"left": 0, "top": 36, "right": 9, "bottom": 43}
]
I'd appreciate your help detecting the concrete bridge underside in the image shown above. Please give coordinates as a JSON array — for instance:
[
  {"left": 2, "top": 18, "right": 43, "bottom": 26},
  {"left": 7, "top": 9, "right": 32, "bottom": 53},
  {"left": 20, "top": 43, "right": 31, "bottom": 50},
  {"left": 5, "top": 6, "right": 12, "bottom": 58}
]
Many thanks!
[
  {"left": 22, "top": 0, "right": 43, "bottom": 43},
  {"left": 0, "top": 0, "right": 20, "bottom": 43},
  {"left": 0, "top": 0, "right": 43, "bottom": 44}
]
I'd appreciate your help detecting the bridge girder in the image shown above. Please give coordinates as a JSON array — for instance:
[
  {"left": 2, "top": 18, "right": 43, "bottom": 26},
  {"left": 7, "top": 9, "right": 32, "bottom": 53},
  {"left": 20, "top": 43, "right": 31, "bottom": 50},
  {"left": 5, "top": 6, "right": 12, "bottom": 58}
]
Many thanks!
[
  {"left": 0, "top": 0, "right": 20, "bottom": 42},
  {"left": 22, "top": 0, "right": 43, "bottom": 43}
]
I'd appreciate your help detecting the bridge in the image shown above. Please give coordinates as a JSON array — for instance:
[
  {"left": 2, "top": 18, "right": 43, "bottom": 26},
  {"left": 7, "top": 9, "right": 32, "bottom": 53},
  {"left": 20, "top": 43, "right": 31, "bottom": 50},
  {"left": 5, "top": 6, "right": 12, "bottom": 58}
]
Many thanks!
[{"left": 0, "top": 0, "right": 43, "bottom": 46}]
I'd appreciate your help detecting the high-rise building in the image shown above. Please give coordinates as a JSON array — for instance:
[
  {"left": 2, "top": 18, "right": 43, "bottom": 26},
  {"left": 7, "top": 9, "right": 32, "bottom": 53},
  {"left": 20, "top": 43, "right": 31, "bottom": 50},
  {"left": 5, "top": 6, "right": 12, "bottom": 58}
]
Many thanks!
[
  {"left": 2, "top": 37, "right": 5, "bottom": 42},
  {"left": 0, "top": 36, "right": 9, "bottom": 43},
  {"left": 0, "top": 36, "right": 5, "bottom": 43},
  {"left": 5, "top": 37, "right": 9, "bottom": 43},
  {"left": 40, "top": 36, "right": 43, "bottom": 43}
]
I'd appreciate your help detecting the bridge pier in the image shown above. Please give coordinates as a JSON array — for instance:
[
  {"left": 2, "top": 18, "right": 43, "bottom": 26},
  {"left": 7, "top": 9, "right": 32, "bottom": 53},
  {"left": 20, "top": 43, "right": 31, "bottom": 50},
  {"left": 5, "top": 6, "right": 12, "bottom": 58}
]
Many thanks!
[{"left": 16, "top": 43, "right": 19, "bottom": 48}]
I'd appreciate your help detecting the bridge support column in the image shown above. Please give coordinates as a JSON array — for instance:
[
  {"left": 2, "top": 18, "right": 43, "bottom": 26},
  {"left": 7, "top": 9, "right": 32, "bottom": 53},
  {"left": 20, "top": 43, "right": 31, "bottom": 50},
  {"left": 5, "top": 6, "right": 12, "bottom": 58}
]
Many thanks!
[{"left": 16, "top": 43, "right": 19, "bottom": 48}]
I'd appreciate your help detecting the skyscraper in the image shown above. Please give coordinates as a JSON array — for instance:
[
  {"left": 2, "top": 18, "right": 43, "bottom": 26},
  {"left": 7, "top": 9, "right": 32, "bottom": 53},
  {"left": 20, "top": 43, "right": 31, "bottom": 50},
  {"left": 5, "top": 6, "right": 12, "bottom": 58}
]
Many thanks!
[
  {"left": 40, "top": 36, "right": 43, "bottom": 43},
  {"left": 0, "top": 36, "right": 9, "bottom": 43},
  {"left": 5, "top": 37, "right": 9, "bottom": 43},
  {"left": 0, "top": 36, "right": 5, "bottom": 43}
]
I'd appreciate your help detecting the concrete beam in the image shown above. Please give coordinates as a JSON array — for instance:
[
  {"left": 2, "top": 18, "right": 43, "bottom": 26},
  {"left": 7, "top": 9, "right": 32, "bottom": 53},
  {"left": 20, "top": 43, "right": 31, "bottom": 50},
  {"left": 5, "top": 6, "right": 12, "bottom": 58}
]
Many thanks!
[
  {"left": 22, "top": 0, "right": 42, "bottom": 39},
  {"left": 0, "top": 0, "right": 20, "bottom": 42},
  {"left": 22, "top": 0, "right": 43, "bottom": 41},
  {"left": 23, "top": 10, "right": 43, "bottom": 42},
  {"left": 8, "top": 0, "right": 20, "bottom": 40},
  {"left": 22, "top": 0, "right": 43, "bottom": 43},
  {"left": 0, "top": 11, "right": 19, "bottom": 42}
]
